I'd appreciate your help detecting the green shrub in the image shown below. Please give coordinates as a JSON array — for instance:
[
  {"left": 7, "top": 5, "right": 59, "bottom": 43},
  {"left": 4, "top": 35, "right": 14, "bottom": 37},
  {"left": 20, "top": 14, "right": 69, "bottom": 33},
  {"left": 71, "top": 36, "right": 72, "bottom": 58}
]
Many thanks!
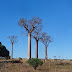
[
  {"left": 27, "top": 58, "right": 43, "bottom": 70},
  {"left": 9, "top": 56, "right": 11, "bottom": 59},
  {"left": 70, "top": 60, "right": 72, "bottom": 61},
  {"left": 19, "top": 57, "right": 22, "bottom": 60},
  {"left": 11, "top": 60, "right": 22, "bottom": 63},
  {"left": 55, "top": 59, "right": 57, "bottom": 61}
]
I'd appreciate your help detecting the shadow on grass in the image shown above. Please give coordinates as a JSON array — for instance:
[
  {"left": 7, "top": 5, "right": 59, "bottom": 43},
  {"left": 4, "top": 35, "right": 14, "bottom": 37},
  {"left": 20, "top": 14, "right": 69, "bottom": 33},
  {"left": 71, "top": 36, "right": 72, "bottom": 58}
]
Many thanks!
[
  {"left": 0, "top": 60, "right": 23, "bottom": 64},
  {"left": 37, "top": 68, "right": 49, "bottom": 71},
  {"left": 56, "top": 62, "right": 70, "bottom": 66}
]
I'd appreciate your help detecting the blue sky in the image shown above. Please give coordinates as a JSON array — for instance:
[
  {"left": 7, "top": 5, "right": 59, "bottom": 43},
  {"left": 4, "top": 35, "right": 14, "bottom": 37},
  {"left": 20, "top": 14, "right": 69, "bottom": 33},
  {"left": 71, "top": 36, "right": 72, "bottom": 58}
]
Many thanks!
[{"left": 0, "top": 0, "right": 72, "bottom": 59}]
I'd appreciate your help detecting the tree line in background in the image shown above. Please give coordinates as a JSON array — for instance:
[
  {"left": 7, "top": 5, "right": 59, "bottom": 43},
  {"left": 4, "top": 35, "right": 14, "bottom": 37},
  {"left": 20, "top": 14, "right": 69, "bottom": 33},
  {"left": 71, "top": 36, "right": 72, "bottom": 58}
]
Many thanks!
[
  {"left": 0, "top": 16, "right": 52, "bottom": 61},
  {"left": 0, "top": 42, "right": 9, "bottom": 58}
]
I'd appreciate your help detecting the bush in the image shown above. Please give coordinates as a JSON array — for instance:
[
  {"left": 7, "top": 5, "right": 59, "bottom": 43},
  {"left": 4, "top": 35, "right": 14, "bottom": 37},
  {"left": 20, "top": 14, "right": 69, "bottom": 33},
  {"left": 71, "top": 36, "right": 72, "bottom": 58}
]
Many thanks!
[
  {"left": 8, "top": 56, "right": 11, "bottom": 59},
  {"left": 70, "top": 60, "right": 72, "bottom": 61},
  {"left": 0, "top": 42, "right": 9, "bottom": 57},
  {"left": 19, "top": 57, "right": 22, "bottom": 60},
  {"left": 27, "top": 58, "right": 43, "bottom": 70},
  {"left": 11, "top": 60, "right": 22, "bottom": 63}
]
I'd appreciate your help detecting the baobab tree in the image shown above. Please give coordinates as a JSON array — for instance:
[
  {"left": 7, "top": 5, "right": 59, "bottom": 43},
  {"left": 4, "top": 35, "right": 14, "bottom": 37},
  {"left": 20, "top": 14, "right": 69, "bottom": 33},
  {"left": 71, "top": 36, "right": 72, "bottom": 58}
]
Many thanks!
[
  {"left": 32, "top": 27, "right": 42, "bottom": 58},
  {"left": 41, "top": 32, "right": 52, "bottom": 61},
  {"left": 8, "top": 36, "right": 18, "bottom": 59},
  {"left": 18, "top": 16, "right": 42, "bottom": 59}
]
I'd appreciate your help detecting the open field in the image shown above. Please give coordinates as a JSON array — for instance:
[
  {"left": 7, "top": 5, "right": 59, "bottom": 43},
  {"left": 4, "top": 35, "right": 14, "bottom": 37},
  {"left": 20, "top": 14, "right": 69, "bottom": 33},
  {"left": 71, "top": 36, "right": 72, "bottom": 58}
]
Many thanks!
[{"left": 0, "top": 59, "right": 72, "bottom": 72}]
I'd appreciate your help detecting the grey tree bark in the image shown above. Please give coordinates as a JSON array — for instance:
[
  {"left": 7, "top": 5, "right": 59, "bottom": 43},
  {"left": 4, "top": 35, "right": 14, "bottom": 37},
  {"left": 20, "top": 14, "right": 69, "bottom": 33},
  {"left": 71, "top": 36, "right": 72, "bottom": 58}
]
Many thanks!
[
  {"left": 27, "top": 33, "right": 31, "bottom": 59},
  {"left": 11, "top": 43, "right": 13, "bottom": 59},
  {"left": 35, "top": 40, "right": 38, "bottom": 58},
  {"left": 45, "top": 46, "right": 47, "bottom": 61}
]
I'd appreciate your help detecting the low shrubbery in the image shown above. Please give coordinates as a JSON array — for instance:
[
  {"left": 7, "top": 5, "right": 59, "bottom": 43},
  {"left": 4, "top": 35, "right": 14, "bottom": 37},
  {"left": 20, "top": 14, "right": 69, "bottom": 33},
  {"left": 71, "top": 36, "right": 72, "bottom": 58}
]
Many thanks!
[
  {"left": 11, "top": 60, "right": 22, "bottom": 63},
  {"left": 70, "top": 60, "right": 72, "bottom": 61},
  {"left": 19, "top": 57, "right": 22, "bottom": 60},
  {"left": 27, "top": 58, "right": 43, "bottom": 70}
]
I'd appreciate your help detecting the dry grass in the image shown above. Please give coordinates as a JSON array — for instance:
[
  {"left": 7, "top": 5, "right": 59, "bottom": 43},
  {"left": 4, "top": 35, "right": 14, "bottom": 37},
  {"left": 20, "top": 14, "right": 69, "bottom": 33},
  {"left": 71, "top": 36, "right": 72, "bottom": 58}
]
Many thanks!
[
  {"left": 37, "top": 59, "right": 72, "bottom": 72},
  {"left": 0, "top": 59, "right": 34, "bottom": 72},
  {"left": 0, "top": 59, "right": 72, "bottom": 72}
]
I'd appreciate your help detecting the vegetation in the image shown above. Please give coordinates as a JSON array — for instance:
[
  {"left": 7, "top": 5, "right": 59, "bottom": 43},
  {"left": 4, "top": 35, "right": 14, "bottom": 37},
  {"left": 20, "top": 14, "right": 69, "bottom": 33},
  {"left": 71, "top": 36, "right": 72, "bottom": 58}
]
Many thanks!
[
  {"left": 8, "top": 36, "right": 18, "bottom": 59},
  {"left": 32, "top": 27, "right": 42, "bottom": 58},
  {"left": 27, "top": 58, "right": 43, "bottom": 70},
  {"left": 19, "top": 57, "right": 22, "bottom": 60},
  {"left": 0, "top": 42, "right": 9, "bottom": 58},
  {"left": 0, "top": 17, "right": 56, "bottom": 72},
  {"left": 18, "top": 16, "right": 42, "bottom": 59},
  {"left": 41, "top": 32, "right": 52, "bottom": 61},
  {"left": 18, "top": 17, "right": 52, "bottom": 60},
  {"left": 0, "top": 59, "right": 72, "bottom": 72}
]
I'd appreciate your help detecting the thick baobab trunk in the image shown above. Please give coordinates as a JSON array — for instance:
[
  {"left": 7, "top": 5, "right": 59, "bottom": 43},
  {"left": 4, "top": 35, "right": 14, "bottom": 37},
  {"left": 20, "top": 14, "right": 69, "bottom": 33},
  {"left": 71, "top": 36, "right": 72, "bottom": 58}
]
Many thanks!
[
  {"left": 35, "top": 40, "right": 38, "bottom": 58},
  {"left": 45, "top": 46, "right": 47, "bottom": 61},
  {"left": 27, "top": 33, "right": 31, "bottom": 59},
  {"left": 11, "top": 43, "right": 13, "bottom": 59}
]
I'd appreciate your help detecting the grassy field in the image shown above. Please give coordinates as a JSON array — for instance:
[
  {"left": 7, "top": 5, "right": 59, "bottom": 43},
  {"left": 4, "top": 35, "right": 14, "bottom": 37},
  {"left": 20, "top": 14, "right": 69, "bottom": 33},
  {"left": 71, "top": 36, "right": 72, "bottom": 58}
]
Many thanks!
[{"left": 0, "top": 59, "right": 72, "bottom": 72}]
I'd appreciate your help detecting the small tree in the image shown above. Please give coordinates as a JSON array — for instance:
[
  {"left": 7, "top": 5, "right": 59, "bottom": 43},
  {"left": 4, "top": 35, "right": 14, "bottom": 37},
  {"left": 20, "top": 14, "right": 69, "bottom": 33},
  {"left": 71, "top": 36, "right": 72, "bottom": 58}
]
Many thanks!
[
  {"left": 41, "top": 32, "right": 52, "bottom": 61},
  {"left": 27, "top": 58, "right": 43, "bottom": 70},
  {"left": 18, "top": 16, "right": 42, "bottom": 59},
  {"left": 8, "top": 36, "right": 18, "bottom": 59}
]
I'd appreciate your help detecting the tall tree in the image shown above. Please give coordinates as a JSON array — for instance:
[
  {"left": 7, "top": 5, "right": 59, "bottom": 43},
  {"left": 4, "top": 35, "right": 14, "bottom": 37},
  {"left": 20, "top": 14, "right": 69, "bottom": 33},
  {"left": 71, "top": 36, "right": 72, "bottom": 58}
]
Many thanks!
[
  {"left": 41, "top": 32, "right": 52, "bottom": 61},
  {"left": 18, "top": 16, "right": 42, "bottom": 59},
  {"left": 32, "top": 28, "right": 42, "bottom": 58},
  {"left": 8, "top": 36, "right": 18, "bottom": 59}
]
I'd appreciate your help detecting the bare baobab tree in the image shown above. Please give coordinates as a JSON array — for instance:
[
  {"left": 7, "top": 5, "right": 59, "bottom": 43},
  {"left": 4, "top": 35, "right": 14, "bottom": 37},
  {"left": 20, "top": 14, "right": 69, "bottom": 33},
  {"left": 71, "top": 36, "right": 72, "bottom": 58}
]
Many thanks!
[
  {"left": 41, "top": 32, "right": 52, "bottom": 61},
  {"left": 18, "top": 16, "right": 42, "bottom": 59},
  {"left": 32, "top": 27, "right": 42, "bottom": 58},
  {"left": 8, "top": 36, "right": 18, "bottom": 59}
]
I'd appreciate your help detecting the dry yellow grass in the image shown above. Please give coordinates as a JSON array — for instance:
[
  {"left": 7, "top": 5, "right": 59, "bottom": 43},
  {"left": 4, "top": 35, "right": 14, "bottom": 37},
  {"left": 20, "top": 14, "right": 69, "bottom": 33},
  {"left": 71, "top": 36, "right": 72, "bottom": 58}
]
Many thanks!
[{"left": 0, "top": 59, "right": 72, "bottom": 72}]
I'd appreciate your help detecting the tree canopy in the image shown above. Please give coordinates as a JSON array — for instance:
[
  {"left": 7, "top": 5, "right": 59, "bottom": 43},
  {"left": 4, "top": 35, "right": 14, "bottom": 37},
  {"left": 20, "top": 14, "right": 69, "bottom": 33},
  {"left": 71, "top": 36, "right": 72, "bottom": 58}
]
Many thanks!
[
  {"left": 41, "top": 32, "right": 52, "bottom": 47},
  {"left": 18, "top": 16, "right": 42, "bottom": 33},
  {"left": 0, "top": 42, "right": 9, "bottom": 57},
  {"left": 8, "top": 36, "right": 18, "bottom": 44}
]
